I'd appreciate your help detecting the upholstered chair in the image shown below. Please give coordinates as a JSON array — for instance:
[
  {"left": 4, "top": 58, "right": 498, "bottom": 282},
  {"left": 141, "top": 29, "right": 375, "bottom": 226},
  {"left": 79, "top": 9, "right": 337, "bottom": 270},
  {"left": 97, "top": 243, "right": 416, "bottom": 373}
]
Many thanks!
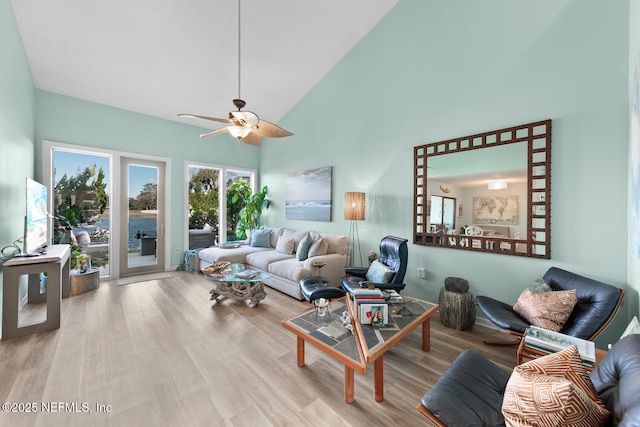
[{"left": 340, "top": 236, "right": 408, "bottom": 293}]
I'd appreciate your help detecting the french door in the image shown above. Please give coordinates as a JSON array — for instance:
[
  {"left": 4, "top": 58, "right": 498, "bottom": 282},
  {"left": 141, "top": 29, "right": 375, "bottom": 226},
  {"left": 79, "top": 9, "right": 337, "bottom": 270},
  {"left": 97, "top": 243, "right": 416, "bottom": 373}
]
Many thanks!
[{"left": 120, "top": 157, "right": 166, "bottom": 277}]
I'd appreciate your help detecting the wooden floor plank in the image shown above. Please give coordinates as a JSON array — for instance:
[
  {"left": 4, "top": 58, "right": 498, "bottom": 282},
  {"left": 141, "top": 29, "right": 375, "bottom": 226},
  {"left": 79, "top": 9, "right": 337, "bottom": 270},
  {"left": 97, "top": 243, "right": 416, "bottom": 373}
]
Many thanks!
[{"left": 0, "top": 271, "right": 517, "bottom": 426}]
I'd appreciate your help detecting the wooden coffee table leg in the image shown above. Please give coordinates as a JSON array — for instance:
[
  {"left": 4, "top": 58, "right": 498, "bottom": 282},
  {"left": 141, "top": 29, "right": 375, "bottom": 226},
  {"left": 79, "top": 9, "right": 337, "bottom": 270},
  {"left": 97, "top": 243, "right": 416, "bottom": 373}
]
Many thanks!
[
  {"left": 297, "top": 337, "right": 305, "bottom": 367},
  {"left": 345, "top": 365, "right": 355, "bottom": 403},
  {"left": 374, "top": 358, "right": 384, "bottom": 402},
  {"left": 422, "top": 318, "right": 431, "bottom": 352}
]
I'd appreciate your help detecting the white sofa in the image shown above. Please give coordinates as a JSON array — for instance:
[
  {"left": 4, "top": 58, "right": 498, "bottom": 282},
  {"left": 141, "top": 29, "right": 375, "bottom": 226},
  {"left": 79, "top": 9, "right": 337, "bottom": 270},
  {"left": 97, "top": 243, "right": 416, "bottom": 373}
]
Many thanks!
[{"left": 197, "top": 226, "right": 348, "bottom": 300}]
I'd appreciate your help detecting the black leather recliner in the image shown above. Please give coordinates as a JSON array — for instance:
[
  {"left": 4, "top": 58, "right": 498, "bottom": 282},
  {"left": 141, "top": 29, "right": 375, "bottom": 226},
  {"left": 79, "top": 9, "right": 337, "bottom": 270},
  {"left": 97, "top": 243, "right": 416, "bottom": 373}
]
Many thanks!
[
  {"left": 476, "top": 267, "right": 625, "bottom": 344},
  {"left": 418, "top": 333, "right": 640, "bottom": 426},
  {"left": 340, "top": 235, "right": 408, "bottom": 293}
]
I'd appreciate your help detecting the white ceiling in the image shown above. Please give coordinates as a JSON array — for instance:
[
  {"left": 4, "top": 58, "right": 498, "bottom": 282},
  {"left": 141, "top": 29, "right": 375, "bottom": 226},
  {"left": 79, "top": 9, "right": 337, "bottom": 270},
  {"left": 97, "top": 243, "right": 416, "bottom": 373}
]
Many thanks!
[{"left": 11, "top": 0, "right": 399, "bottom": 129}]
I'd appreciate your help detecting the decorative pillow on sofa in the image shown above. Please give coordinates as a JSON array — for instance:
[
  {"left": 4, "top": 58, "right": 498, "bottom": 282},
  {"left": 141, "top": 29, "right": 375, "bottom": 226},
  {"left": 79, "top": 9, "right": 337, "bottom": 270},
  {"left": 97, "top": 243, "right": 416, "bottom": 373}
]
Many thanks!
[
  {"left": 275, "top": 236, "right": 294, "bottom": 255},
  {"left": 250, "top": 229, "right": 272, "bottom": 248},
  {"left": 502, "top": 345, "right": 610, "bottom": 426},
  {"left": 366, "top": 260, "right": 395, "bottom": 283},
  {"left": 308, "top": 237, "right": 328, "bottom": 257},
  {"left": 513, "top": 289, "right": 577, "bottom": 332},
  {"left": 296, "top": 233, "right": 313, "bottom": 261}
]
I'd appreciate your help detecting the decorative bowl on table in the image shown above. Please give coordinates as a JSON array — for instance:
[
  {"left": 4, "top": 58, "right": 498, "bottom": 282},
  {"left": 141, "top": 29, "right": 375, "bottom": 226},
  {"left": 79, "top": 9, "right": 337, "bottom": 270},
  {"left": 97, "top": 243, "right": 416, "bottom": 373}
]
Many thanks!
[{"left": 201, "top": 261, "right": 231, "bottom": 275}]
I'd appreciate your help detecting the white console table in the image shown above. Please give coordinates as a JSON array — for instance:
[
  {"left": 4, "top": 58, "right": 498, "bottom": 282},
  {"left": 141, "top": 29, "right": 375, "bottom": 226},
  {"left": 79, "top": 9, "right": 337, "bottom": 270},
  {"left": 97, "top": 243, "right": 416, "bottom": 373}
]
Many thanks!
[{"left": 2, "top": 244, "right": 70, "bottom": 340}]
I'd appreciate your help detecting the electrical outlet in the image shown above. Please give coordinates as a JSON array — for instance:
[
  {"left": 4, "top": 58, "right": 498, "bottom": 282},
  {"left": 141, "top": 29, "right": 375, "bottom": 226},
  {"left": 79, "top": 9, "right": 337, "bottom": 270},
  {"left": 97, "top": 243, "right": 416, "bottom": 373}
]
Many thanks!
[{"left": 417, "top": 267, "right": 426, "bottom": 279}]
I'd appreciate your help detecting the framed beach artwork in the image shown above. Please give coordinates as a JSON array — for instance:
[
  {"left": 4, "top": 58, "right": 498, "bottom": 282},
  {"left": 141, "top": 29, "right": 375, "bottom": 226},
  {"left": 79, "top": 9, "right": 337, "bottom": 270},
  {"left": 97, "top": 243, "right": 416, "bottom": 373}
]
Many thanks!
[{"left": 285, "top": 166, "right": 332, "bottom": 222}]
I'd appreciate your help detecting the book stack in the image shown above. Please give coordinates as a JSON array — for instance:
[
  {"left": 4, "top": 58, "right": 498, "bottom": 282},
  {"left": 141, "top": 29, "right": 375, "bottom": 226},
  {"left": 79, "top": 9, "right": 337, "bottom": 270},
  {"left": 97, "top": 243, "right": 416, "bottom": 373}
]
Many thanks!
[
  {"left": 351, "top": 289, "right": 388, "bottom": 325},
  {"left": 523, "top": 326, "right": 596, "bottom": 366},
  {"left": 385, "top": 290, "right": 403, "bottom": 304}
]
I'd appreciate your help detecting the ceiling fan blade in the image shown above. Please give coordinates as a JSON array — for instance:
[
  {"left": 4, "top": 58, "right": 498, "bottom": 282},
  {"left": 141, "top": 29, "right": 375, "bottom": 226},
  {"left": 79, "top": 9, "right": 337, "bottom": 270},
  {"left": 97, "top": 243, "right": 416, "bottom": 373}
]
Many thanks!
[
  {"left": 253, "top": 120, "right": 294, "bottom": 138},
  {"left": 178, "top": 113, "right": 231, "bottom": 125},
  {"left": 200, "top": 128, "right": 229, "bottom": 138},
  {"left": 240, "top": 132, "right": 262, "bottom": 146}
]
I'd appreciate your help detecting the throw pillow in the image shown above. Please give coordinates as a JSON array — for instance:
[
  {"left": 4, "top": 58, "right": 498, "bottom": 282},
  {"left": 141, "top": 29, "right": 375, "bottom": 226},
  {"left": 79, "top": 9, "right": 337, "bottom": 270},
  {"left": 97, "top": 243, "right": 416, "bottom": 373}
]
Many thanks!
[
  {"left": 250, "top": 229, "right": 272, "bottom": 248},
  {"left": 245, "top": 228, "right": 259, "bottom": 245},
  {"left": 366, "top": 260, "right": 395, "bottom": 283},
  {"left": 308, "top": 237, "right": 328, "bottom": 257},
  {"left": 275, "top": 236, "right": 294, "bottom": 255},
  {"left": 296, "top": 233, "right": 313, "bottom": 261},
  {"left": 527, "top": 277, "right": 552, "bottom": 293},
  {"left": 502, "top": 345, "right": 610, "bottom": 426},
  {"left": 620, "top": 315, "right": 640, "bottom": 340},
  {"left": 513, "top": 289, "right": 577, "bottom": 332}
]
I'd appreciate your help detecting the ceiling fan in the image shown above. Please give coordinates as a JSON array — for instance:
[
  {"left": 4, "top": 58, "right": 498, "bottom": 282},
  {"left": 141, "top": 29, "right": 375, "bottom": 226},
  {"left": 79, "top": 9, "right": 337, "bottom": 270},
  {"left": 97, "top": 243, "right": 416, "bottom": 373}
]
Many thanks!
[{"left": 178, "top": 0, "right": 293, "bottom": 147}]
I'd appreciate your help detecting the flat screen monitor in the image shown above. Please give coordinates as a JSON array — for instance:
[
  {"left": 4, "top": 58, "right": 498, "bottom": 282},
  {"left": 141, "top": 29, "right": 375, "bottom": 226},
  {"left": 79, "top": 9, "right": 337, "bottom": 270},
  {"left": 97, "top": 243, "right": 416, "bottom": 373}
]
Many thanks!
[{"left": 24, "top": 178, "right": 49, "bottom": 255}]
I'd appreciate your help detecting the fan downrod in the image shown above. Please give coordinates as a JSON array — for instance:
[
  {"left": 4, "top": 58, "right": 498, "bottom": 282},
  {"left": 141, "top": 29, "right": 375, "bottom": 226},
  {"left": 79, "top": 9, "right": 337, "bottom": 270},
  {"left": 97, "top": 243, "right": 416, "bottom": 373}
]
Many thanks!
[{"left": 233, "top": 99, "right": 246, "bottom": 110}]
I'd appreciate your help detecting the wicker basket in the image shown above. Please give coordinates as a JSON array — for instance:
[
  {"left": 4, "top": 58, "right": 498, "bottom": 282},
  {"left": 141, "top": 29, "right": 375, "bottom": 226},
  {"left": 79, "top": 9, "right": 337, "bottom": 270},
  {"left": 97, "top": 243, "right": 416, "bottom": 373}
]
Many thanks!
[{"left": 201, "top": 261, "right": 231, "bottom": 275}]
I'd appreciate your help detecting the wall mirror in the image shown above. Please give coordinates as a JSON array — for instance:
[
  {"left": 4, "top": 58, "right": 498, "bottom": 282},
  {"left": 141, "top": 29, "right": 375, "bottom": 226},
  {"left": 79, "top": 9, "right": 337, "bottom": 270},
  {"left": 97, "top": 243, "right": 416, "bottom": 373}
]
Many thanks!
[{"left": 413, "top": 119, "right": 551, "bottom": 258}]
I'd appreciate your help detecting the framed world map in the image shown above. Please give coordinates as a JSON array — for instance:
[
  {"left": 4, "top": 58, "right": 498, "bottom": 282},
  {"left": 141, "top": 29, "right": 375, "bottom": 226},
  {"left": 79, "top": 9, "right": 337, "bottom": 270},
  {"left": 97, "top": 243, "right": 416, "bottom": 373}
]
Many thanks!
[{"left": 473, "top": 195, "right": 518, "bottom": 225}]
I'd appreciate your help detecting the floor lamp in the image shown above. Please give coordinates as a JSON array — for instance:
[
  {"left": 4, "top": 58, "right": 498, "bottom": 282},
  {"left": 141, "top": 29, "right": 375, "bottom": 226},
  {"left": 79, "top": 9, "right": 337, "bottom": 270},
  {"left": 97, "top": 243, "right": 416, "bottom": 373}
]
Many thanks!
[{"left": 344, "top": 192, "right": 365, "bottom": 267}]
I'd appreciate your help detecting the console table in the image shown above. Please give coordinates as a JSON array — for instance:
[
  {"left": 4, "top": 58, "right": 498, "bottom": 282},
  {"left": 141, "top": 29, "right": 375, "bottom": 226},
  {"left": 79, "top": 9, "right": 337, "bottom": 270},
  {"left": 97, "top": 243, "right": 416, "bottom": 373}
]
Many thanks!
[{"left": 2, "top": 244, "right": 70, "bottom": 340}]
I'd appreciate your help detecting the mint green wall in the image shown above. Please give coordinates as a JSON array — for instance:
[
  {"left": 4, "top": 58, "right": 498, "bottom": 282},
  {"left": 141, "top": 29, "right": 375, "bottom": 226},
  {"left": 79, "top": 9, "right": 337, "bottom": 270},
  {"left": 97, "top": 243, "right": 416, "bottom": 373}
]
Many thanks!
[
  {"left": 0, "top": 0, "right": 35, "bottom": 328},
  {"left": 263, "top": 0, "right": 631, "bottom": 346},
  {"left": 628, "top": 1, "right": 640, "bottom": 322},
  {"left": 34, "top": 91, "right": 260, "bottom": 267}
]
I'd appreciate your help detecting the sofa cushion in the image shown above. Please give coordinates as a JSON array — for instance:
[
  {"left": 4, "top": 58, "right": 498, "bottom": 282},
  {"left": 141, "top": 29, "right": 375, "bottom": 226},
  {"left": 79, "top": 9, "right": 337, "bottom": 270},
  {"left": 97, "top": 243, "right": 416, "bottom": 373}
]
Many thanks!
[
  {"left": 250, "top": 229, "right": 272, "bottom": 247},
  {"left": 198, "top": 245, "right": 271, "bottom": 265},
  {"left": 513, "top": 289, "right": 577, "bottom": 332},
  {"left": 296, "top": 233, "right": 313, "bottom": 261},
  {"left": 275, "top": 236, "right": 295, "bottom": 255},
  {"left": 245, "top": 250, "right": 292, "bottom": 271},
  {"left": 282, "top": 228, "right": 309, "bottom": 249},
  {"left": 308, "top": 237, "right": 328, "bottom": 257},
  {"left": 502, "top": 345, "right": 609, "bottom": 426},
  {"left": 322, "top": 232, "right": 348, "bottom": 255},
  {"left": 366, "top": 260, "right": 395, "bottom": 283},
  {"left": 267, "top": 258, "right": 307, "bottom": 282},
  {"left": 262, "top": 226, "right": 283, "bottom": 248}
]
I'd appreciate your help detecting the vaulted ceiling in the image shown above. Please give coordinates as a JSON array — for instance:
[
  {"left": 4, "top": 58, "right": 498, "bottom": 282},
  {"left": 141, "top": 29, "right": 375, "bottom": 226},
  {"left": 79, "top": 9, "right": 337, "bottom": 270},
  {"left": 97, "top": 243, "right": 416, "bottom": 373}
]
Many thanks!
[{"left": 11, "top": 0, "right": 398, "bottom": 129}]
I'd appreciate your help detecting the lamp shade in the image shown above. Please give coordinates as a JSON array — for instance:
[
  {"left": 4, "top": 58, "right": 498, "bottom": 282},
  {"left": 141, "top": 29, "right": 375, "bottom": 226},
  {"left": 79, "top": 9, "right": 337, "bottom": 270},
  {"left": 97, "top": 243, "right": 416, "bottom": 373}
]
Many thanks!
[{"left": 344, "top": 192, "right": 365, "bottom": 220}]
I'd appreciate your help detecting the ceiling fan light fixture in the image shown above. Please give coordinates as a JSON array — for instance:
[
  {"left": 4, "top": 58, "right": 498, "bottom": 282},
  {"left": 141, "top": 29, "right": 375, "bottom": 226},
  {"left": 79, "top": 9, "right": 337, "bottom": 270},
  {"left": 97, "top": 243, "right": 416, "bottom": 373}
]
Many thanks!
[{"left": 227, "top": 126, "right": 251, "bottom": 139}]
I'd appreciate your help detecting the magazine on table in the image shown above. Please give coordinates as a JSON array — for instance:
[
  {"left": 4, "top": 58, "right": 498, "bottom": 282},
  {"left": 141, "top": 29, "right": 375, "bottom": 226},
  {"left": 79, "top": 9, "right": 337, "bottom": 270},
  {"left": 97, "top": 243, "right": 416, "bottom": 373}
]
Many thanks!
[
  {"left": 235, "top": 269, "right": 260, "bottom": 279},
  {"left": 524, "top": 326, "right": 595, "bottom": 363}
]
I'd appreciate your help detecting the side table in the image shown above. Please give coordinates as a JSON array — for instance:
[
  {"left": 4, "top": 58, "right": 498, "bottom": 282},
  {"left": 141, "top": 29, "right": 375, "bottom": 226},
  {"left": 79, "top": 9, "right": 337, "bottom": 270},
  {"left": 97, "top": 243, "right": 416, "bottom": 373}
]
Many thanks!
[{"left": 2, "top": 244, "right": 71, "bottom": 340}]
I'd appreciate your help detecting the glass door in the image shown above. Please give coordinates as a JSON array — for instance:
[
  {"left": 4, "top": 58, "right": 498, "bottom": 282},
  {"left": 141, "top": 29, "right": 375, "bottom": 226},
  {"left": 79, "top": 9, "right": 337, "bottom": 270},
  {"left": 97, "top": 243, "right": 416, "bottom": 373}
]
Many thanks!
[{"left": 120, "top": 157, "right": 166, "bottom": 277}]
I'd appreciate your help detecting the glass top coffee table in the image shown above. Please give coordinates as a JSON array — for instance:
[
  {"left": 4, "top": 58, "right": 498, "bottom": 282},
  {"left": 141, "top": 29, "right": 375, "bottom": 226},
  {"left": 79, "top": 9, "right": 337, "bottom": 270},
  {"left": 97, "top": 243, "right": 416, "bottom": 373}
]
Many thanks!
[
  {"left": 204, "top": 265, "right": 270, "bottom": 307},
  {"left": 282, "top": 295, "right": 438, "bottom": 403}
]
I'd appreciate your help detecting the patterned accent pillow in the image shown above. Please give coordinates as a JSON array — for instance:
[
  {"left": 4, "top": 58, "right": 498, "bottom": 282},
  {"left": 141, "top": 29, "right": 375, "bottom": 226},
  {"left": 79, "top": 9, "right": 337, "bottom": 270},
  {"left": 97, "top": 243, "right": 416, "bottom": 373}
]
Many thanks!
[
  {"left": 366, "top": 260, "right": 395, "bottom": 283},
  {"left": 296, "top": 233, "right": 313, "bottom": 261},
  {"left": 502, "top": 345, "right": 610, "bottom": 426},
  {"left": 513, "top": 289, "right": 577, "bottom": 332},
  {"left": 275, "top": 236, "right": 294, "bottom": 255}
]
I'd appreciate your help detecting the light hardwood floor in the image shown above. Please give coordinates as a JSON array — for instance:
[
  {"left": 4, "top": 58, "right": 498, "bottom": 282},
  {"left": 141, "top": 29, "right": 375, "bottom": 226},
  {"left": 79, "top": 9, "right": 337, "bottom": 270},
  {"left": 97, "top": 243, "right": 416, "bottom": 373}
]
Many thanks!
[{"left": 0, "top": 271, "right": 517, "bottom": 426}]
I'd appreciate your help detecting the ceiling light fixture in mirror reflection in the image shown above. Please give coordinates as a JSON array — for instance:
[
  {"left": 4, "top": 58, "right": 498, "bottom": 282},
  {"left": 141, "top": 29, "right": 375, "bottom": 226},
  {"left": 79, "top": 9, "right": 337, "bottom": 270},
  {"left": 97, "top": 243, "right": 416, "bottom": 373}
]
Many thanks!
[{"left": 413, "top": 119, "right": 552, "bottom": 259}]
